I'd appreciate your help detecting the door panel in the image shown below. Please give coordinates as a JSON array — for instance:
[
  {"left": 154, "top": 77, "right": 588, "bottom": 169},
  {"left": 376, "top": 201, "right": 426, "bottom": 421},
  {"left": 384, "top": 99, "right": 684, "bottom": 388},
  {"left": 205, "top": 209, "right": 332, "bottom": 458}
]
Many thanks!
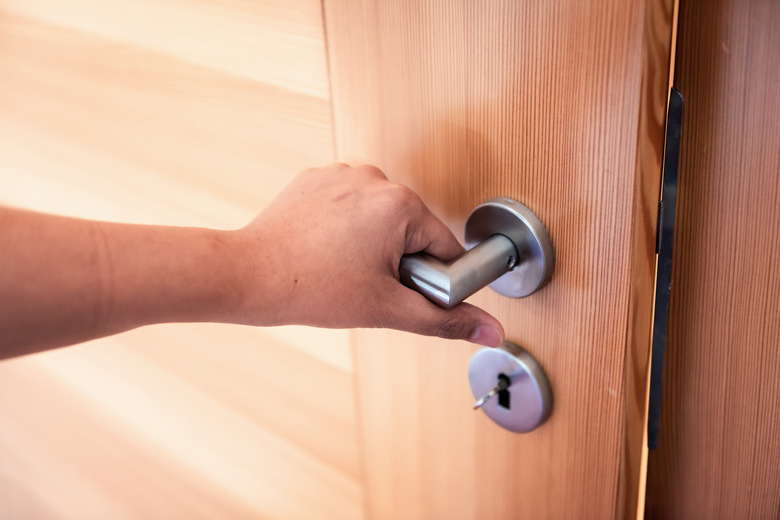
[
  {"left": 324, "top": 1, "right": 675, "bottom": 517},
  {"left": 645, "top": 0, "right": 780, "bottom": 517}
]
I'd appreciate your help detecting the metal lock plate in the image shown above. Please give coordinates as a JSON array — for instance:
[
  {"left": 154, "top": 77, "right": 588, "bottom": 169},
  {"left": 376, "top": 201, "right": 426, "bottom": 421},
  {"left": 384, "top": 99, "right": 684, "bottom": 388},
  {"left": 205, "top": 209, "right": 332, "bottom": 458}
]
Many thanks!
[{"left": 468, "top": 341, "right": 553, "bottom": 433}]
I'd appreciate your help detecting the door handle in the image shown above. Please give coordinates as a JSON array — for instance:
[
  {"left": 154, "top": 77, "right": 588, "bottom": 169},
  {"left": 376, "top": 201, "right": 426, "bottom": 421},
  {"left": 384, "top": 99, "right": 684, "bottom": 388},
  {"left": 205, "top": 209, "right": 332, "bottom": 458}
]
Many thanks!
[{"left": 399, "top": 198, "right": 555, "bottom": 308}]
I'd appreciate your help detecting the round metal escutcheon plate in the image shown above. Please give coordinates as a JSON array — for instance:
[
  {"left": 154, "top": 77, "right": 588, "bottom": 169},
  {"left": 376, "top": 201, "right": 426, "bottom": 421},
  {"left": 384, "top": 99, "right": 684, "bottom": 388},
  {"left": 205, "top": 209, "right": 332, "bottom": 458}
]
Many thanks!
[
  {"left": 464, "top": 198, "right": 555, "bottom": 298},
  {"left": 468, "top": 341, "right": 553, "bottom": 433}
]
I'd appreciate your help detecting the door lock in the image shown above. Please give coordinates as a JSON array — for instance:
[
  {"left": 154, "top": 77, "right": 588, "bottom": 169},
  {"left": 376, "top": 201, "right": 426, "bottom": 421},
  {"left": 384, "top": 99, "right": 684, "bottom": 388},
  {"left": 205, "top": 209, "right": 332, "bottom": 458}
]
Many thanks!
[
  {"left": 469, "top": 341, "right": 553, "bottom": 433},
  {"left": 399, "top": 198, "right": 554, "bottom": 308}
]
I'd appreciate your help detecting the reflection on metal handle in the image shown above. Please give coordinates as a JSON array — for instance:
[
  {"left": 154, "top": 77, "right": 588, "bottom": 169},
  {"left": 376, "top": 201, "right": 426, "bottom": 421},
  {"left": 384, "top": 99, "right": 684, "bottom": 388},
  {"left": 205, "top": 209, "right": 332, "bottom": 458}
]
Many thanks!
[
  {"left": 399, "top": 198, "right": 555, "bottom": 309},
  {"left": 399, "top": 235, "right": 518, "bottom": 309}
]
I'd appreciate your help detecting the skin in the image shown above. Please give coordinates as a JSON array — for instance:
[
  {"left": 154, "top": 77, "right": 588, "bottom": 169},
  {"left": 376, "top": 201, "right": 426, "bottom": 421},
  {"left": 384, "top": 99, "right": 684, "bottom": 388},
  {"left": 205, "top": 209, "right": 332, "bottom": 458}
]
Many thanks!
[{"left": 0, "top": 163, "right": 504, "bottom": 360}]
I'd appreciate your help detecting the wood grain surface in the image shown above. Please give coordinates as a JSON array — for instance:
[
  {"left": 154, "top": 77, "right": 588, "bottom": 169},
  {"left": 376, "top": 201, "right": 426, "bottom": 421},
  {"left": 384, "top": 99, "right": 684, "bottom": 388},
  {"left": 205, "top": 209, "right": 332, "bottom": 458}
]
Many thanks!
[
  {"left": 324, "top": 1, "right": 674, "bottom": 518},
  {"left": 0, "top": 3, "right": 364, "bottom": 518},
  {"left": 645, "top": 0, "right": 780, "bottom": 518}
]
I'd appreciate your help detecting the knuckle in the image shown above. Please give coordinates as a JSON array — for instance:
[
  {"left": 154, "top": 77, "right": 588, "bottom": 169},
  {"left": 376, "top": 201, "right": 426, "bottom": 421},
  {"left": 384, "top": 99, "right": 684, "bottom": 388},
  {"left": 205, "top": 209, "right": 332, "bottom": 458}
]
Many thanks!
[
  {"left": 386, "top": 183, "right": 419, "bottom": 210},
  {"left": 435, "top": 314, "right": 470, "bottom": 340},
  {"left": 363, "top": 291, "right": 399, "bottom": 329},
  {"left": 355, "top": 164, "right": 387, "bottom": 179}
]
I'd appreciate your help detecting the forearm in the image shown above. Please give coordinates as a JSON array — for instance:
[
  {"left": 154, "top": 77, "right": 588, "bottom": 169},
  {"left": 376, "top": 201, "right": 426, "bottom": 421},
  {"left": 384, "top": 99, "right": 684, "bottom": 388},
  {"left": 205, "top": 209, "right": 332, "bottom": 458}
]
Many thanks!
[{"left": 0, "top": 207, "right": 245, "bottom": 358}]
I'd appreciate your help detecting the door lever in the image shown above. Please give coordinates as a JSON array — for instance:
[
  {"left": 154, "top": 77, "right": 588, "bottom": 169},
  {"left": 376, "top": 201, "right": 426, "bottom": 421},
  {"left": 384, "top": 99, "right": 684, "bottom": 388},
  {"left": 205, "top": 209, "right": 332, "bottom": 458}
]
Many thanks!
[{"left": 399, "top": 198, "right": 555, "bottom": 309}]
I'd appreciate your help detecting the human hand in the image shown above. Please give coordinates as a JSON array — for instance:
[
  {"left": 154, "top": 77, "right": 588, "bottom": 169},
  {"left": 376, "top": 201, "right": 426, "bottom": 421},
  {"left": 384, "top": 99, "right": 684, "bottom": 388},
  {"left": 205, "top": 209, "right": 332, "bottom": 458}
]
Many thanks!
[
  {"left": 231, "top": 163, "right": 504, "bottom": 347},
  {"left": 0, "top": 163, "right": 503, "bottom": 358}
]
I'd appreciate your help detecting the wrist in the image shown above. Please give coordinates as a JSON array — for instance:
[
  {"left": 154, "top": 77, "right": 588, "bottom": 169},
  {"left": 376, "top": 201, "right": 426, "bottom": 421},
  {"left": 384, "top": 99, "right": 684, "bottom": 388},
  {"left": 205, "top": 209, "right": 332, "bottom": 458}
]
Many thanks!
[
  {"left": 178, "top": 226, "right": 250, "bottom": 326},
  {"left": 225, "top": 221, "right": 307, "bottom": 328}
]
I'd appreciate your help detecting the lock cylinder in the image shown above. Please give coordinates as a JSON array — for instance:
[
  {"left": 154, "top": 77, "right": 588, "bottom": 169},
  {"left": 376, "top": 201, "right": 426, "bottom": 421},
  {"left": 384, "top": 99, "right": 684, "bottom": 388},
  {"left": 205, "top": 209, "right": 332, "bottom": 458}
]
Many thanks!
[{"left": 468, "top": 341, "right": 553, "bottom": 433}]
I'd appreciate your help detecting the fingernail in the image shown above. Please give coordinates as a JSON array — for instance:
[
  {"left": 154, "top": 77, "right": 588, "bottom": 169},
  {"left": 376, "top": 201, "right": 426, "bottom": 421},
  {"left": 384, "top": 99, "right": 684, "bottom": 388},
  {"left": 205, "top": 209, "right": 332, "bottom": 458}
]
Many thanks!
[{"left": 469, "top": 326, "right": 503, "bottom": 348}]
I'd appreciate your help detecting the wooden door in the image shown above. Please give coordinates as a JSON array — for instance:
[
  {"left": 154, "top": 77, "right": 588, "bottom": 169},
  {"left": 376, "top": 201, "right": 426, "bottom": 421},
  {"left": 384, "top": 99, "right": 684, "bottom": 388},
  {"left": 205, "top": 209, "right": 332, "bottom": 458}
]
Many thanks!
[{"left": 324, "top": 1, "right": 677, "bottom": 517}]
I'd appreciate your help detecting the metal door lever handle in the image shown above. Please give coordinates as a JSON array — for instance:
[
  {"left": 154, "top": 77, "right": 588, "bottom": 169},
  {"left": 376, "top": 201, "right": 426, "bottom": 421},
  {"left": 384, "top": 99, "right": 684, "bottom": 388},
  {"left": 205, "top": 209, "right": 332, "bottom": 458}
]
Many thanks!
[
  {"left": 399, "top": 234, "right": 519, "bottom": 309},
  {"left": 399, "top": 198, "right": 555, "bottom": 309}
]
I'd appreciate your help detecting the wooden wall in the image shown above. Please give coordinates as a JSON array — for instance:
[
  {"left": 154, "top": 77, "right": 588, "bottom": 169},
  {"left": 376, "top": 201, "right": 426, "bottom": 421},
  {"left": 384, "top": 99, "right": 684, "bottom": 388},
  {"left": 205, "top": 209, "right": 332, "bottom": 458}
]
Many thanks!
[
  {"left": 645, "top": 0, "right": 780, "bottom": 517},
  {"left": 0, "top": 2, "right": 364, "bottom": 518}
]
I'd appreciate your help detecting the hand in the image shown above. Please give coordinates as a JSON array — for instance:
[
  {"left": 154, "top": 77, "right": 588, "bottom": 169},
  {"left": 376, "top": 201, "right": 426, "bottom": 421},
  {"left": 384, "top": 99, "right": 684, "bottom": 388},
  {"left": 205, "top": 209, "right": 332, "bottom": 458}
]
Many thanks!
[
  {"left": 232, "top": 163, "right": 504, "bottom": 346},
  {"left": 0, "top": 163, "right": 503, "bottom": 358}
]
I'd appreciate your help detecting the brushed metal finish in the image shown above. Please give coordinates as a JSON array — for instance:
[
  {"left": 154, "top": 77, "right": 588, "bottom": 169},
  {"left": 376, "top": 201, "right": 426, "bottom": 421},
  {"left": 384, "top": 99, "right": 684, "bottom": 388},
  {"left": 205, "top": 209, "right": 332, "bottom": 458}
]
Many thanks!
[
  {"left": 464, "top": 198, "right": 555, "bottom": 299},
  {"left": 399, "top": 198, "right": 554, "bottom": 308},
  {"left": 468, "top": 341, "right": 553, "bottom": 433},
  {"left": 399, "top": 234, "right": 518, "bottom": 309}
]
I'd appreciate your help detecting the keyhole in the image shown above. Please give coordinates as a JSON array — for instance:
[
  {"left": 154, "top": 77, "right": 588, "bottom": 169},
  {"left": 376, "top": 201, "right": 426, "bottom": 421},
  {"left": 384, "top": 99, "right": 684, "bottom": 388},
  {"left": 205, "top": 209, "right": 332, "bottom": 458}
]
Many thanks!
[{"left": 497, "top": 373, "right": 511, "bottom": 409}]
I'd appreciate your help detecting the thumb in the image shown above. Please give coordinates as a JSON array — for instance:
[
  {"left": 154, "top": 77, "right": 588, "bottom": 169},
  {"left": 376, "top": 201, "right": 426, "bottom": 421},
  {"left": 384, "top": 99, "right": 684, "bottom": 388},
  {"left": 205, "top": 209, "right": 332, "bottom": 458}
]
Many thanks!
[{"left": 385, "top": 286, "right": 505, "bottom": 347}]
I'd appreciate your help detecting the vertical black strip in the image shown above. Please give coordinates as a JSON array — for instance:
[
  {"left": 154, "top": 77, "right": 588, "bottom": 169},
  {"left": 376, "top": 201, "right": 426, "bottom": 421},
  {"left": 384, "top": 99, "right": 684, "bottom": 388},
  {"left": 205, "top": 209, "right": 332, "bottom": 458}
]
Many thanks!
[{"left": 648, "top": 87, "right": 684, "bottom": 450}]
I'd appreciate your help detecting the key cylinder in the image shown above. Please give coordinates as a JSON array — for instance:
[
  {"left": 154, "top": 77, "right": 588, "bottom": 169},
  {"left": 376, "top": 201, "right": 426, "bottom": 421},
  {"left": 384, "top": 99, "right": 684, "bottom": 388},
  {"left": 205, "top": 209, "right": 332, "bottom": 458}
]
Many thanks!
[{"left": 468, "top": 341, "right": 553, "bottom": 433}]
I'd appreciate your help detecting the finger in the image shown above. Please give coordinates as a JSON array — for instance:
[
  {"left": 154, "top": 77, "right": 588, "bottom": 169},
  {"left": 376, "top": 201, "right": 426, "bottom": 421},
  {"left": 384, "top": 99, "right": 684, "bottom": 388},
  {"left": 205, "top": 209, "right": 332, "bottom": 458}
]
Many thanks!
[
  {"left": 381, "top": 284, "right": 504, "bottom": 347},
  {"left": 403, "top": 198, "right": 465, "bottom": 262}
]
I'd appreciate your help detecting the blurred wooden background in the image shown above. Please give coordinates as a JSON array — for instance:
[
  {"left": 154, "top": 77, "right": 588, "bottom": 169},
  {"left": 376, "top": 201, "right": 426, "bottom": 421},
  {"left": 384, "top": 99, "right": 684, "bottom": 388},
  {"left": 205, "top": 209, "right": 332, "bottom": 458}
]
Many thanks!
[{"left": 0, "top": 1, "right": 363, "bottom": 518}]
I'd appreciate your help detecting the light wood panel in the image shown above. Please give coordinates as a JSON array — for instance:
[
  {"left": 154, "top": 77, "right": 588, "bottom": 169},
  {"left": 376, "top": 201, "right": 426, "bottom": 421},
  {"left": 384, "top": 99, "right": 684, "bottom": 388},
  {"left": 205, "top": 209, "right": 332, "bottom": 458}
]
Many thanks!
[
  {"left": 0, "top": 327, "right": 359, "bottom": 520},
  {"left": 1, "top": 0, "right": 330, "bottom": 98},
  {"left": 0, "top": 8, "right": 332, "bottom": 215},
  {"left": 645, "top": 0, "right": 780, "bottom": 517},
  {"left": 0, "top": 4, "right": 364, "bottom": 518},
  {"left": 324, "top": 1, "right": 674, "bottom": 518}
]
